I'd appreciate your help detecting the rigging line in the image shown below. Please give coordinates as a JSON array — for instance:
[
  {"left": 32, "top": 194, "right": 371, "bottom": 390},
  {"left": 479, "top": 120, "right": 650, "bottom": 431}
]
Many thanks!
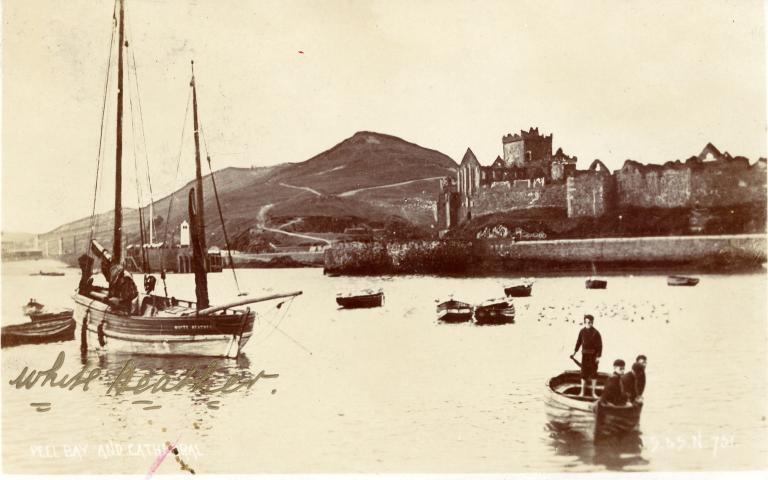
[
  {"left": 258, "top": 298, "right": 312, "bottom": 355},
  {"left": 88, "top": 0, "right": 119, "bottom": 253},
  {"left": 126, "top": 14, "right": 157, "bottom": 230},
  {"left": 195, "top": 93, "right": 243, "bottom": 293},
  {"left": 205, "top": 154, "right": 243, "bottom": 294},
  {"left": 128, "top": 84, "right": 149, "bottom": 272},
  {"left": 159, "top": 88, "right": 193, "bottom": 274},
  {"left": 252, "top": 296, "right": 293, "bottom": 341}
]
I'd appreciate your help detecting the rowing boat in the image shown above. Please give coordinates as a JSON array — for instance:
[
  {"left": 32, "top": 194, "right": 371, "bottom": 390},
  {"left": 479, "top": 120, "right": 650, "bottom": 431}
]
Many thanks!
[{"left": 545, "top": 370, "right": 642, "bottom": 442}]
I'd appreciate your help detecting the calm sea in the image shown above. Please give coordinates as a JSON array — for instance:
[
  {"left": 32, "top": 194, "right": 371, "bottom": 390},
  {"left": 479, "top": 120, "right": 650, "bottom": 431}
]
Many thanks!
[{"left": 2, "top": 259, "right": 766, "bottom": 474}]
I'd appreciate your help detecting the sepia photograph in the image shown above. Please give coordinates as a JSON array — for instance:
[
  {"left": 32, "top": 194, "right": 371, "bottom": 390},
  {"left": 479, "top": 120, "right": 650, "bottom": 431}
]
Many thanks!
[{"left": 1, "top": 0, "right": 766, "bottom": 476}]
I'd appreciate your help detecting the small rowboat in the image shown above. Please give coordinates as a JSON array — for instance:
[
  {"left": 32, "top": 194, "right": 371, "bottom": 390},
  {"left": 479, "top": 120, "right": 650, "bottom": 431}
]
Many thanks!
[
  {"left": 474, "top": 297, "right": 515, "bottom": 325},
  {"left": 29, "top": 309, "right": 75, "bottom": 323},
  {"left": 22, "top": 299, "right": 73, "bottom": 322},
  {"left": 30, "top": 271, "right": 65, "bottom": 277},
  {"left": 2, "top": 315, "right": 76, "bottom": 348},
  {"left": 545, "top": 370, "right": 642, "bottom": 442},
  {"left": 336, "top": 289, "right": 384, "bottom": 309},
  {"left": 436, "top": 299, "right": 473, "bottom": 323},
  {"left": 667, "top": 275, "right": 699, "bottom": 286},
  {"left": 585, "top": 279, "right": 607, "bottom": 289},
  {"left": 503, "top": 282, "right": 532, "bottom": 297}
]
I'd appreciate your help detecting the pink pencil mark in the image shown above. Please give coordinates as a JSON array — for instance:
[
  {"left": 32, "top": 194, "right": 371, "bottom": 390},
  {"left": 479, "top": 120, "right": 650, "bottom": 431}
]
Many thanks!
[{"left": 145, "top": 438, "right": 178, "bottom": 479}]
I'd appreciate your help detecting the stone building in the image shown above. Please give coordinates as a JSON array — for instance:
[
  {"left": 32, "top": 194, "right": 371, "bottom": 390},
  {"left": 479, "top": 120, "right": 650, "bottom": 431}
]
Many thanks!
[
  {"left": 454, "top": 127, "right": 582, "bottom": 221},
  {"left": 435, "top": 177, "right": 460, "bottom": 233},
  {"left": 441, "top": 127, "right": 766, "bottom": 230}
]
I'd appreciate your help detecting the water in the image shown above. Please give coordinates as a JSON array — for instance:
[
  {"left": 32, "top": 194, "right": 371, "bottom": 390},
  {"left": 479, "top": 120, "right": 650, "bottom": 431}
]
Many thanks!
[{"left": 2, "top": 259, "right": 767, "bottom": 473}]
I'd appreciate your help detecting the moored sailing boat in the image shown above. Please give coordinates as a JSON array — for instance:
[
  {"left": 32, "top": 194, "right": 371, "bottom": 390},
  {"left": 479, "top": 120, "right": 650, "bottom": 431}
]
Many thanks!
[{"left": 72, "top": 0, "right": 301, "bottom": 358}]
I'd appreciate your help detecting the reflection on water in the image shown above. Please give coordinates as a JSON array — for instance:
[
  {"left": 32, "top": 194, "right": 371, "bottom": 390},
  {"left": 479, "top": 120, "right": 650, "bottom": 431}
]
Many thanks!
[
  {"left": 546, "top": 422, "right": 649, "bottom": 471},
  {"left": 2, "top": 259, "right": 767, "bottom": 473}
]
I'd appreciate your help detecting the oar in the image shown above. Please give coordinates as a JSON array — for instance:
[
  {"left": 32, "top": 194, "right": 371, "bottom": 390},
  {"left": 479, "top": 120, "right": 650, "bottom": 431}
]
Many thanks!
[{"left": 569, "top": 354, "right": 582, "bottom": 368}]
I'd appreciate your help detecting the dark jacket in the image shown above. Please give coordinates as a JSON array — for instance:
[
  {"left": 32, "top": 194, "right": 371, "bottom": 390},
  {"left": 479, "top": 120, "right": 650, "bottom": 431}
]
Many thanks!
[
  {"left": 633, "top": 362, "right": 646, "bottom": 396},
  {"left": 601, "top": 373, "right": 627, "bottom": 406},
  {"left": 621, "top": 370, "right": 638, "bottom": 401},
  {"left": 574, "top": 327, "right": 603, "bottom": 357}
]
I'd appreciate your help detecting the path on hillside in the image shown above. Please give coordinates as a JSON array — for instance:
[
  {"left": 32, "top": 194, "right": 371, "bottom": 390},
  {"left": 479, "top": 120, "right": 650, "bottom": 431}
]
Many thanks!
[
  {"left": 279, "top": 182, "right": 323, "bottom": 196},
  {"left": 338, "top": 176, "right": 444, "bottom": 197},
  {"left": 256, "top": 203, "right": 332, "bottom": 245}
]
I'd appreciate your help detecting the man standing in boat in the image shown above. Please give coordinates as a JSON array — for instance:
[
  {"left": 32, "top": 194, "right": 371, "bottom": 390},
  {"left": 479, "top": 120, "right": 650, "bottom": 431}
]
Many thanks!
[{"left": 573, "top": 314, "right": 603, "bottom": 398}]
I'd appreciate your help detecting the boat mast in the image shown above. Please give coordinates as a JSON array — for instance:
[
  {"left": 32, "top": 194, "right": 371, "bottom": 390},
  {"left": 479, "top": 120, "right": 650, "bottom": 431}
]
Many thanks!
[
  {"left": 191, "top": 61, "right": 206, "bottom": 255},
  {"left": 190, "top": 61, "right": 209, "bottom": 309},
  {"left": 113, "top": 0, "right": 125, "bottom": 265},
  {"left": 148, "top": 202, "right": 154, "bottom": 244}
]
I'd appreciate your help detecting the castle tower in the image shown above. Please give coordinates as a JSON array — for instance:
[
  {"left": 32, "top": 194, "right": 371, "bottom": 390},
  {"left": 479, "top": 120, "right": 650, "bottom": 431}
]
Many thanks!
[{"left": 501, "top": 127, "right": 553, "bottom": 170}]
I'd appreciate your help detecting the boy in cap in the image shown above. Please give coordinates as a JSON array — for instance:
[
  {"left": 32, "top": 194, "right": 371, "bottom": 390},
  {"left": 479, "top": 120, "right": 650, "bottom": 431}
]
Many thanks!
[
  {"left": 600, "top": 359, "right": 628, "bottom": 406},
  {"left": 574, "top": 314, "right": 603, "bottom": 397},
  {"left": 623, "top": 354, "right": 647, "bottom": 403}
]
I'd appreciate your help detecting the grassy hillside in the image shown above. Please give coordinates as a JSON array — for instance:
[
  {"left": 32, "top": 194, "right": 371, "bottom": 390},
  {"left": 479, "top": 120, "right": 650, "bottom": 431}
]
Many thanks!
[{"left": 43, "top": 131, "right": 458, "bottom": 252}]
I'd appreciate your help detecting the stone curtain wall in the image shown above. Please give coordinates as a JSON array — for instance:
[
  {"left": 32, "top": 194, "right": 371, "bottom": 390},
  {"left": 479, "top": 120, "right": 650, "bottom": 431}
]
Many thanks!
[
  {"left": 471, "top": 182, "right": 567, "bottom": 217},
  {"left": 324, "top": 235, "right": 767, "bottom": 274},
  {"left": 690, "top": 163, "right": 766, "bottom": 207},
  {"left": 616, "top": 168, "right": 691, "bottom": 208},
  {"left": 485, "top": 234, "right": 766, "bottom": 264},
  {"left": 614, "top": 161, "right": 766, "bottom": 210},
  {"left": 566, "top": 174, "right": 613, "bottom": 218}
]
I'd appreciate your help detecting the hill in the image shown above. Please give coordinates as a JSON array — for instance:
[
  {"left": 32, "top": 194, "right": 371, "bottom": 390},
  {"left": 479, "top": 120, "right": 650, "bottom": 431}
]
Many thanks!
[{"left": 40, "top": 131, "right": 457, "bottom": 255}]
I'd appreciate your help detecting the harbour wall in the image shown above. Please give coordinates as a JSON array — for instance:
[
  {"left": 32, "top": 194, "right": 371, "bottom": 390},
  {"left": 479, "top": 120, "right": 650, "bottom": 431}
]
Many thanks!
[{"left": 323, "top": 234, "right": 767, "bottom": 275}]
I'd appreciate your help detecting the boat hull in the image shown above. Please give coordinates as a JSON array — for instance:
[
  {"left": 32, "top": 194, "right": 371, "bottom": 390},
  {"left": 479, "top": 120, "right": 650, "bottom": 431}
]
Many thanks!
[
  {"left": 545, "top": 370, "right": 641, "bottom": 442},
  {"left": 585, "top": 279, "right": 608, "bottom": 289},
  {"left": 503, "top": 285, "right": 532, "bottom": 297},
  {"left": 29, "top": 310, "right": 74, "bottom": 323},
  {"left": 1, "top": 317, "right": 76, "bottom": 348},
  {"left": 336, "top": 292, "right": 384, "bottom": 309},
  {"left": 667, "top": 276, "right": 699, "bottom": 286},
  {"left": 72, "top": 294, "right": 255, "bottom": 358},
  {"left": 437, "top": 311, "right": 473, "bottom": 323},
  {"left": 436, "top": 300, "right": 473, "bottom": 323},
  {"left": 474, "top": 307, "right": 515, "bottom": 325}
]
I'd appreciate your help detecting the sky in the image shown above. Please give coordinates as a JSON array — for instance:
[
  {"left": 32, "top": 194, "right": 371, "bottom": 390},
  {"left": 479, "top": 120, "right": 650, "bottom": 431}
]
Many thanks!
[{"left": 2, "top": 0, "right": 766, "bottom": 233}]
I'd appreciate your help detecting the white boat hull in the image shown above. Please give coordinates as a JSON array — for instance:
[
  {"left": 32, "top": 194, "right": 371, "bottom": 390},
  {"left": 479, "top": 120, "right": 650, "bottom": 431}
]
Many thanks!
[{"left": 72, "top": 294, "right": 252, "bottom": 358}]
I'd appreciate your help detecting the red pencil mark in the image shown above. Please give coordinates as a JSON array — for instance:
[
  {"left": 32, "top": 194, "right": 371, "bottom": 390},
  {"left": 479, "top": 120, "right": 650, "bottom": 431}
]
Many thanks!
[{"left": 145, "top": 439, "right": 178, "bottom": 479}]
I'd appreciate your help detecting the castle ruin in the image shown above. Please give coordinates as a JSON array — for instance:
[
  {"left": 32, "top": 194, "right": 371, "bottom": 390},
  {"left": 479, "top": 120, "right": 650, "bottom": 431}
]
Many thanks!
[{"left": 437, "top": 127, "right": 767, "bottom": 234}]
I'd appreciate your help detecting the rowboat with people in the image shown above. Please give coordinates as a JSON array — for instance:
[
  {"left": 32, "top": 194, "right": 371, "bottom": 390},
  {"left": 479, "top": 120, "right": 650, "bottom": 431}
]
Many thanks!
[
  {"left": 545, "top": 370, "right": 642, "bottom": 442},
  {"left": 3, "top": 300, "right": 76, "bottom": 348}
]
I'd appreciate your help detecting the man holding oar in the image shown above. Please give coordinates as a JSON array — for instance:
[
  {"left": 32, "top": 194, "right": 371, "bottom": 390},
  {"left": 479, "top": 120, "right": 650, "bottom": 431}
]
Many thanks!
[{"left": 572, "top": 314, "right": 603, "bottom": 398}]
